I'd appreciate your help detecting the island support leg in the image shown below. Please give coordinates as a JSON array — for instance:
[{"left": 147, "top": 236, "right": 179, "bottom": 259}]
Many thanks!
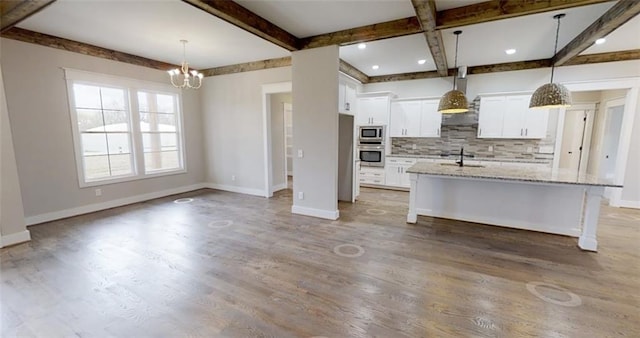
[
  {"left": 407, "top": 173, "right": 418, "bottom": 223},
  {"left": 578, "top": 186, "right": 605, "bottom": 252}
]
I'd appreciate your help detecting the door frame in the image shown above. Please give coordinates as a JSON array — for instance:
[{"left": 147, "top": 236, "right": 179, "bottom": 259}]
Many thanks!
[
  {"left": 553, "top": 103, "right": 596, "bottom": 175},
  {"left": 262, "top": 82, "right": 292, "bottom": 198},
  {"left": 562, "top": 77, "right": 639, "bottom": 207}
]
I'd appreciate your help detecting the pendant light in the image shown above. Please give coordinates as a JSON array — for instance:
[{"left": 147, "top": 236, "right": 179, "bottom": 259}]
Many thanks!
[
  {"left": 530, "top": 14, "right": 572, "bottom": 109},
  {"left": 438, "top": 30, "right": 469, "bottom": 114}
]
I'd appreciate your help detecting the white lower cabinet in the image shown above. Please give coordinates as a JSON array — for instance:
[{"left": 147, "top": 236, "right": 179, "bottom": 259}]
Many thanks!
[
  {"left": 359, "top": 166, "right": 385, "bottom": 185},
  {"left": 385, "top": 158, "right": 416, "bottom": 188}
]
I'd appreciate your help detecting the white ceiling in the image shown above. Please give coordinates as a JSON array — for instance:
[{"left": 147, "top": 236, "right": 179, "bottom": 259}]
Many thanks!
[
  {"left": 235, "top": 0, "right": 416, "bottom": 38},
  {"left": 340, "top": 34, "right": 436, "bottom": 76},
  {"left": 9, "top": 0, "right": 639, "bottom": 77},
  {"left": 16, "top": 0, "right": 290, "bottom": 69},
  {"left": 581, "top": 13, "right": 640, "bottom": 54},
  {"left": 440, "top": 2, "right": 616, "bottom": 67}
]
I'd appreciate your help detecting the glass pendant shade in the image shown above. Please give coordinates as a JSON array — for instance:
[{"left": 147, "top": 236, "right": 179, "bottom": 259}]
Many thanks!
[
  {"left": 529, "top": 82, "right": 572, "bottom": 109},
  {"left": 438, "top": 89, "right": 469, "bottom": 113}
]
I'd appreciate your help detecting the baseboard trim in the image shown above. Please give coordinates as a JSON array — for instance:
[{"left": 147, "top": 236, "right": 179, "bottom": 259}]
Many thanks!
[
  {"left": 415, "top": 208, "right": 580, "bottom": 237},
  {"left": 0, "top": 230, "right": 31, "bottom": 248},
  {"left": 206, "top": 183, "right": 266, "bottom": 197},
  {"left": 25, "top": 183, "right": 207, "bottom": 226},
  {"left": 618, "top": 199, "right": 640, "bottom": 209},
  {"left": 291, "top": 205, "right": 340, "bottom": 220},
  {"left": 272, "top": 183, "right": 288, "bottom": 193}
]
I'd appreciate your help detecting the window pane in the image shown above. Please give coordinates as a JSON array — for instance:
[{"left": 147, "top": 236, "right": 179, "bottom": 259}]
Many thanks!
[
  {"left": 81, "top": 133, "right": 108, "bottom": 156},
  {"left": 107, "top": 133, "right": 131, "bottom": 154},
  {"left": 100, "top": 87, "right": 126, "bottom": 110},
  {"left": 77, "top": 109, "right": 105, "bottom": 132},
  {"left": 84, "top": 155, "right": 110, "bottom": 179},
  {"left": 145, "top": 151, "right": 179, "bottom": 172},
  {"left": 140, "top": 112, "right": 177, "bottom": 129},
  {"left": 109, "top": 154, "right": 133, "bottom": 176},
  {"left": 73, "top": 84, "right": 101, "bottom": 109},
  {"left": 156, "top": 94, "right": 175, "bottom": 114},
  {"left": 138, "top": 91, "right": 175, "bottom": 114},
  {"left": 103, "top": 110, "right": 129, "bottom": 131},
  {"left": 142, "top": 132, "right": 177, "bottom": 152}
]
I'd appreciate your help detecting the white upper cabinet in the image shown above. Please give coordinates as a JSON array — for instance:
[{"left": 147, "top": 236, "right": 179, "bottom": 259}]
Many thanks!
[
  {"left": 420, "top": 100, "right": 442, "bottom": 137},
  {"left": 339, "top": 80, "right": 357, "bottom": 115},
  {"left": 390, "top": 99, "right": 441, "bottom": 138},
  {"left": 477, "top": 96, "right": 505, "bottom": 138},
  {"left": 478, "top": 94, "right": 548, "bottom": 139},
  {"left": 357, "top": 96, "right": 390, "bottom": 125}
]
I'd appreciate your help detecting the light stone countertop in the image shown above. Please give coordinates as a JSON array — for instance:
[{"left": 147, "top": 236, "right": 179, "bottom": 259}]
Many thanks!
[
  {"left": 386, "top": 154, "right": 551, "bottom": 164},
  {"left": 406, "top": 161, "right": 622, "bottom": 187}
]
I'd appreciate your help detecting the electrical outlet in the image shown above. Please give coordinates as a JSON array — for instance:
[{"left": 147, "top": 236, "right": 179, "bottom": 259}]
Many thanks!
[
  {"left": 231, "top": 175, "right": 236, "bottom": 181},
  {"left": 297, "top": 149, "right": 304, "bottom": 158},
  {"left": 95, "top": 188, "right": 102, "bottom": 196},
  {"left": 488, "top": 146, "right": 494, "bottom": 152},
  {"left": 412, "top": 144, "right": 417, "bottom": 150},
  {"left": 298, "top": 192, "right": 304, "bottom": 200},
  {"left": 527, "top": 146, "right": 533, "bottom": 153}
]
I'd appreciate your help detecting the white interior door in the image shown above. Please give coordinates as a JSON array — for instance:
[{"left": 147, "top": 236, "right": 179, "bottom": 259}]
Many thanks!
[
  {"left": 559, "top": 109, "right": 586, "bottom": 172},
  {"left": 600, "top": 105, "right": 624, "bottom": 180}
]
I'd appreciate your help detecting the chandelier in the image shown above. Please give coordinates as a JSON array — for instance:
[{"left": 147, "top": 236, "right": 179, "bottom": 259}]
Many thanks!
[{"left": 167, "top": 40, "right": 203, "bottom": 89}]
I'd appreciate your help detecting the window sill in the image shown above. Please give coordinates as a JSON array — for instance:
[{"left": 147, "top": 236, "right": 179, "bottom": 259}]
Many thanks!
[{"left": 79, "top": 168, "right": 187, "bottom": 188}]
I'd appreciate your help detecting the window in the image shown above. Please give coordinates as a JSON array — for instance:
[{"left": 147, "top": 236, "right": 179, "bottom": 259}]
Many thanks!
[{"left": 65, "top": 69, "right": 185, "bottom": 187}]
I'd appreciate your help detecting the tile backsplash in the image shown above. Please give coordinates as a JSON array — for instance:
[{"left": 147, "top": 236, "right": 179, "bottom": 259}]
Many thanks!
[{"left": 391, "top": 126, "right": 556, "bottom": 161}]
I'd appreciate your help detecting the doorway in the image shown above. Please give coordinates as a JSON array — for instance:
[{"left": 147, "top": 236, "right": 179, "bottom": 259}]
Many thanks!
[
  {"left": 262, "top": 81, "right": 292, "bottom": 198},
  {"left": 268, "top": 93, "right": 292, "bottom": 194},
  {"left": 600, "top": 99, "right": 625, "bottom": 199},
  {"left": 559, "top": 109, "right": 588, "bottom": 173}
]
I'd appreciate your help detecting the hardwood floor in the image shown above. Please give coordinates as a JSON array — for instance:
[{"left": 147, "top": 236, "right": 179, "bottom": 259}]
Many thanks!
[{"left": 1, "top": 187, "right": 639, "bottom": 337}]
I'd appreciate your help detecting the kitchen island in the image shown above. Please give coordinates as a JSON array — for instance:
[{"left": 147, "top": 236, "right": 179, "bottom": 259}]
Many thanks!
[{"left": 406, "top": 162, "right": 622, "bottom": 251}]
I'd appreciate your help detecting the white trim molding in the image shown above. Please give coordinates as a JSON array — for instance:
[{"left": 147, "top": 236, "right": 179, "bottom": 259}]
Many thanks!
[
  {"left": 291, "top": 205, "right": 340, "bottom": 220},
  {"left": 26, "top": 183, "right": 207, "bottom": 226},
  {"left": 262, "top": 82, "right": 292, "bottom": 198},
  {"left": 619, "top": 200, "right": 640, "bottom": 209},
  {"left": 0, "top": 230, "right": 31, "bottom": 248},
  {"left": 205, "top": 183, "right": 266, "bottom": 197}
]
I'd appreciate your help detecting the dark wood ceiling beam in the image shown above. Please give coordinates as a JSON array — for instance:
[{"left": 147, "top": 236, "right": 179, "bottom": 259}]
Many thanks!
[
  {"left": 554, "top": 1, "right": 640, "bottom": 66},
  {"left": 300, "top": 17, "right": 422, "bottom": 49},
  {"left": 339, "top": 60, "right": 369, "bottom": 83},
  {"left": 563, "top": 49, "right": 640, "bottom": 66},
  {"left": 436, "top": 0, "right": 615, "bottom": 29},
  {"left": 0, "top": 0, "right": 56, "bottom": 33},
  {"left": 181, "top": 0, "right": 298, "bottom": 51},
  {"left": 368, "top": 70, "right": 443, "bottom": 83},
  {"left": 1, "top": 27, "right": 178, "bottom": 70},
  {"left": 411, "top": 0, "right": 448, "bottom": 76},
  {"left": 467, "top": 59, "right": 552, "bottom": 75},
  {"left": 201, "top": 56, "right": 292, "bottom": 77}
]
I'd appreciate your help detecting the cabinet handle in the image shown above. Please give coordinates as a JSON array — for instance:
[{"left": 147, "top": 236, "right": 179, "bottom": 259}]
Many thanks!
[
  {"left": 479, "top": 128, "right": 482, "bottom": 136},
  {"left": 525, "top": 128, "right": 528, "bottom": 136},
  {"left": 520, "top": 128, "right": 523, "bottom": 136},
  {"left": 437, "top": 128, "right": 440, "bottom": 136}
]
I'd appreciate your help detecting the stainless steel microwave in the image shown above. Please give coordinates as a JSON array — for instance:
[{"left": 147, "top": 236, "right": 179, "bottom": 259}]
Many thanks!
[{"left": 358, "top": 125, "right": 385, "bottom": 144}]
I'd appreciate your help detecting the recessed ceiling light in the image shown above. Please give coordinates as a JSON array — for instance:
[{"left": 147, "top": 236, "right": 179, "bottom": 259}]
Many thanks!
[
  {"left": 372, "top": 65, "right": 379, "bottom": 70},
  {"left": 505, "top": 49, "right": 516, "bottom": 55},
  {"left": 358, "top": 43, "right": 367, "bottom": 49},
  {"left": 595, "top": 38, "right": 606, "bottom": 45},
  {"left": 418, "top": 59, "right": 426, "bottom": 65}
]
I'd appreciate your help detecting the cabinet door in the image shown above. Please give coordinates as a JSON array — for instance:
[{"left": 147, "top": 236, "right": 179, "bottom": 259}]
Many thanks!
[
  {"left": 523, "top": 107, "right": 549, "bottom": 138},
  {"left": 369, "top": 96, "right": 390, "bottom": 125},
  {"left": 384, "top": 164, "right": 401, "bottom": 187},
  {"left": 357, "top": 97, "right": 374, "bottom": 125},
  {"left": 345, "top": 83, "right": 357, "bottom": 114},
  {"left": 478, "top": 96, "right": 505, "bottom": 138},
  {"left": 391, "top": 101, "right": 421, "bottom": 137},
  {"left": 400, "top": 166, "right": 412, "bottom": 187},
  {"left": 502, "top": 95, "right": 527, "bottom": 138},
  {"left": 420, "top": 100, "right": 442, "bottom": 137}
]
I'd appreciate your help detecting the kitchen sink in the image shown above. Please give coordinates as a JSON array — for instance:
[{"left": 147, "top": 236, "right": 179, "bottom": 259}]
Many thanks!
[{"left": 439, "top": 163, "right": 484, "bottom": 168}]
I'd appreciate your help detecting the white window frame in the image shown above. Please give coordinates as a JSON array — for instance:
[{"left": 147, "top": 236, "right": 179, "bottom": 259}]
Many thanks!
[{"left": 64, "top": 68, "right": 187, "bottom": 187}]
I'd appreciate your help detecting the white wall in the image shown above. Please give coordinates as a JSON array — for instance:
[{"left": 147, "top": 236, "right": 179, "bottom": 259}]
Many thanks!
[
  {"left": 0, "top": 39, "right": 205, "bottom": 221},
  {"left": 291, "top": 46, "right": 340, "bottom": 219},
  {"left": 0, "top": 63, "right": 30, "bottom": 246},
  {"left": 620, "top": 91, "right": 640, "bottom": 207},
  {"left": 200, "top": 67, "right": 291, "bottom": 195}
]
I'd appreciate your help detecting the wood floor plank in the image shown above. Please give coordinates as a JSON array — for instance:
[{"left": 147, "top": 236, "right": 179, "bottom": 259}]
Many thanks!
[{"left": 1, "top": 187, "right": 639, "bottom": 337}]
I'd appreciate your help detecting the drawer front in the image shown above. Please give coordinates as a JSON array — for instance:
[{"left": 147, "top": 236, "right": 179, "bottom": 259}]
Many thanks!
[{"left": 359, "top": 177, "right": 385, "bottom": 185}]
